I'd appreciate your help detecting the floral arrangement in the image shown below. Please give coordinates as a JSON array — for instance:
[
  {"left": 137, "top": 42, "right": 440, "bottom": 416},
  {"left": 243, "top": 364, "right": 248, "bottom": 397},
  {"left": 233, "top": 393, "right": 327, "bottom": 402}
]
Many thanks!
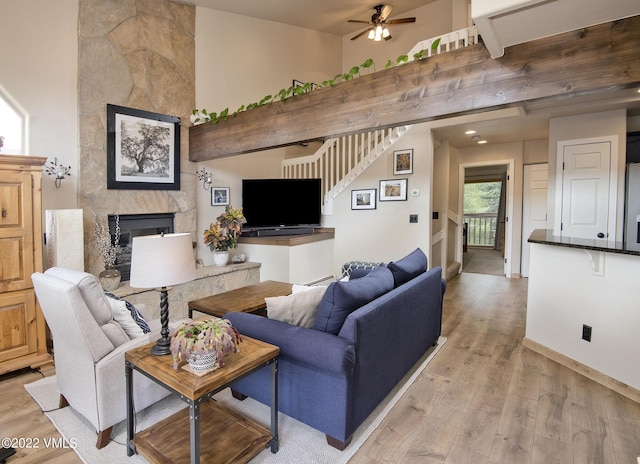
[
  {"left": 170, "top": 318, "right": 242, "bottom": 370},
  {"left": 94, "top": 213, "right": 120, "bottom": 267},
  {"left": 203, "top": 206, "right": 246, "bottom": 251}
]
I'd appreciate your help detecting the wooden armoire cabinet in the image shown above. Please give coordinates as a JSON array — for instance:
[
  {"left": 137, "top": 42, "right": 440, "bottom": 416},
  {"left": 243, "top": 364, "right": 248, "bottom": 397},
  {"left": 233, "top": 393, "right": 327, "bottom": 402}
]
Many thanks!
[{"left": 0, "top": 154, "right": 51, "bottom": 374}]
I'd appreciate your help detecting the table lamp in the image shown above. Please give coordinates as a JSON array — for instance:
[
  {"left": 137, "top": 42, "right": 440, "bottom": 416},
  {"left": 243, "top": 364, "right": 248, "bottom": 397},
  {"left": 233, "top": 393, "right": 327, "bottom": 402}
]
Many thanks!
[{"left": 129, "top": 232, "right": 196, "bottom": 355}]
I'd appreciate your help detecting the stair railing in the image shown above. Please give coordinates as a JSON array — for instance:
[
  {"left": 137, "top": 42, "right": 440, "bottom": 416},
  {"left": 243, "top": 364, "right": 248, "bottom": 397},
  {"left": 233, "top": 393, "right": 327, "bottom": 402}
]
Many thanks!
[{"left": 283, "top": 25, "right": 479, "bottom": 212}]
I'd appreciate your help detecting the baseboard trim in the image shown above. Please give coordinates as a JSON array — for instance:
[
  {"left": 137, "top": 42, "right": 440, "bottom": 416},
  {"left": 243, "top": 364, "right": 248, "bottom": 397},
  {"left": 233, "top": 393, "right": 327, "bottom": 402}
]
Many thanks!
[{"left": 522, "top": 337, "right": 640, "bottom": 404}]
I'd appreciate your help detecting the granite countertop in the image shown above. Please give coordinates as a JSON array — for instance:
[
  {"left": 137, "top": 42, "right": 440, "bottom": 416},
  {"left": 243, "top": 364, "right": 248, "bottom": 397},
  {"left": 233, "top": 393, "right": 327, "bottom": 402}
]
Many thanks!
[{"left": 528, "top": 229, "right": 640, "bottom": 257}]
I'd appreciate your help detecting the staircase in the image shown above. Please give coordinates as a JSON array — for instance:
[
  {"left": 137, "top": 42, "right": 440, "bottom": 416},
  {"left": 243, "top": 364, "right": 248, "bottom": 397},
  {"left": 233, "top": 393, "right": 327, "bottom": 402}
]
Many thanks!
[
  {"left": 282, "top": 126, "right": 411, "bottom": 214},
  {"left": 282, "top": 25, "right": 479, "bottom": 214}
]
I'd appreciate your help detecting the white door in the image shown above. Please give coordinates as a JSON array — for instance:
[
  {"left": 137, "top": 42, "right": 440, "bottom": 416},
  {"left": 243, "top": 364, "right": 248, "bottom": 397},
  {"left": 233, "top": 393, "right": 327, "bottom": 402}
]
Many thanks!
[
  {"left": 560, "top": 141, "right": 611, "bottom": 241},
  {"left": 522, "top": 164, "right": 548, "bottom": 278}
]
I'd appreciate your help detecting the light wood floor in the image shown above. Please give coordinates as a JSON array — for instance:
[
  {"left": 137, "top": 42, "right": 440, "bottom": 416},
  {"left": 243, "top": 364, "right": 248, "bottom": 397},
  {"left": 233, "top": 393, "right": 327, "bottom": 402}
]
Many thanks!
[
  {"left": 350, "top": 273, "right": 640, "bottom": 464},
  {"left": 2, "top": 273, "right": 639, "bottom": 463}
]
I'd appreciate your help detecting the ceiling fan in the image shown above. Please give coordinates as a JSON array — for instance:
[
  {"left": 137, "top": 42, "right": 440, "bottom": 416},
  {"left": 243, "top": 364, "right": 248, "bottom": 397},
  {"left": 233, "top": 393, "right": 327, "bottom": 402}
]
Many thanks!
[{"left": 349, "top": 4, "right": 416, "bottom": 41}]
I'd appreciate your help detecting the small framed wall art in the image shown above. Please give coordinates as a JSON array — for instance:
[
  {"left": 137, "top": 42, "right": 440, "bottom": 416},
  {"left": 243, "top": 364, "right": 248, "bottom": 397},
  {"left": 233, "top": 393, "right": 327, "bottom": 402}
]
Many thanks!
[
  {"left": 393, "top": 149, "right": 413, "bottom": 175},
  {"left": 351, "top": 188, "right": 377, "bottom": 210},
  {"left": 106, "top": 104, "right": 180, "bottom": 190},
  {"left": 211, "top": 187, "right": 230, "bottom": 206},
  {"left": 379, "top": 178, "right": 408, "bottom": 201}
]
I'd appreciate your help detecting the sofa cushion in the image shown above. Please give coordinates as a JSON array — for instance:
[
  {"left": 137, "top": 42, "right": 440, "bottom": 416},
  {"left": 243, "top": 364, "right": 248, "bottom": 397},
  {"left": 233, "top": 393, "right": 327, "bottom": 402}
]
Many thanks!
[
  {"left": 387, "top": 248, "right": 427, "bottom": 287},
  {"left": 313, "top": 265, "right": 394, "bottom": 335},
  {"left": 266, "top": 285, "right": 327, "bottom": 328}
]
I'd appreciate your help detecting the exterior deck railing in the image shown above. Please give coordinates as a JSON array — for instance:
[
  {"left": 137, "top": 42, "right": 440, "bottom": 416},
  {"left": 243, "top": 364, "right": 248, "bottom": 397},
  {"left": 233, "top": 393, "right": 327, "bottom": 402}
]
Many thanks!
[{"left": 464, "top": 213, "right": 497, "bottom": 246}]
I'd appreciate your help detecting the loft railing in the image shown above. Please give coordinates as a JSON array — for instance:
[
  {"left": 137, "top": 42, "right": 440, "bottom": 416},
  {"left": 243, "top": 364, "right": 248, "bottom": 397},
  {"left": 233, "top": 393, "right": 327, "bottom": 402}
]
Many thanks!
[
  {"left": 407, "top": 26, "right": 479, "bottom": 61},
  {"left": 464, "top": 212, "right": 497, "bottom": 246}
]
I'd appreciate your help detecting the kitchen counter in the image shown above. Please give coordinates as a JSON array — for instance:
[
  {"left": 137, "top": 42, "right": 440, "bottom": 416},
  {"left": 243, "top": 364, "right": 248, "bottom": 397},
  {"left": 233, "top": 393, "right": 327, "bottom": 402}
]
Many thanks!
[
  {"left": 524, "top": 230, "right": 640, "bottom": 403},
  {"left": 528, "top": 229, "right": 640, "bottom": 256}
]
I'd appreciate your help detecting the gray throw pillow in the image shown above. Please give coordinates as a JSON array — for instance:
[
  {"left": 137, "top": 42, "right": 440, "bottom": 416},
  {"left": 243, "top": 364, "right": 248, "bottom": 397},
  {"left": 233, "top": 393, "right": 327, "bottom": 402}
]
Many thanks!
[{"left": 266, "top": 285, "right": 328, "bottom": 328}]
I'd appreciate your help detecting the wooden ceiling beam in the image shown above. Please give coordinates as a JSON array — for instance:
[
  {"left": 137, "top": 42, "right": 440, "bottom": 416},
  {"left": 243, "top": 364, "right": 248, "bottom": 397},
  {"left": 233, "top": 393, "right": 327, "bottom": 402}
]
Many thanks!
[{"left": 189, "top": 16, "right": 640, "bottom": 161}]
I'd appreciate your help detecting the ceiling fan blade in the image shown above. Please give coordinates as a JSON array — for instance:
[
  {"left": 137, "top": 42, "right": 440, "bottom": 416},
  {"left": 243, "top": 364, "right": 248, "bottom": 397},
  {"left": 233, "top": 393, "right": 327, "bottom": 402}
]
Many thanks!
[
  {"left": 387, "top": 17, "right": 416, "bottom": 24},
  {"left": 348, "top": 19, "right": 370, "bottom": 24},
  {"left": 351, "top": 28, "right": 371, "bottom": 41},
  {"left": 380, "top": 5, "right": 393, "bottom": 21}
]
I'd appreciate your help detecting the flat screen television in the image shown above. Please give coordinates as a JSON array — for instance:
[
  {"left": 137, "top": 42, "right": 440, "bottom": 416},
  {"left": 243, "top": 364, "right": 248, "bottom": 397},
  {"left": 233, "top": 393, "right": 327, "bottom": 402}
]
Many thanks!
[{"left": 242, "top": 178, "right": 322, "bottom": 231}]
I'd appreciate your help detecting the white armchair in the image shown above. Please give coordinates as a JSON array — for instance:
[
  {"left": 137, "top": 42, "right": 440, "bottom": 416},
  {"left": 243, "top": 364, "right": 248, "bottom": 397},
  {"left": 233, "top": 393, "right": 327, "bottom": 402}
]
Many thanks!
[{"left": 32, "top": 267, "right": 170, "bottom": 449}]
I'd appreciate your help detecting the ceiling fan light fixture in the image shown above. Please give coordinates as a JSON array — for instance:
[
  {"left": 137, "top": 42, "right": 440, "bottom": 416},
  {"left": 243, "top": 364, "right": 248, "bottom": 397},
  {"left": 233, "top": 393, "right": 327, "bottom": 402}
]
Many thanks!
[
  {"left": 373, "top": 24, "right": 383, "bottom": 41},
  {"left": 382, "top": 27, "right": 390, "bottom": 38},
  {"left": 368, "top": 29, "right": 375, "bottom": 40}
]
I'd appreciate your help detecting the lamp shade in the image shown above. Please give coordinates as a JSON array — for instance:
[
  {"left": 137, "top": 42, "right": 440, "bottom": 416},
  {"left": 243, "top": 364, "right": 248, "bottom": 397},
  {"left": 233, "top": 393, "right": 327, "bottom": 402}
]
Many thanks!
[{"left": 129, "top": 233, "right": 196, "bottom": 288}]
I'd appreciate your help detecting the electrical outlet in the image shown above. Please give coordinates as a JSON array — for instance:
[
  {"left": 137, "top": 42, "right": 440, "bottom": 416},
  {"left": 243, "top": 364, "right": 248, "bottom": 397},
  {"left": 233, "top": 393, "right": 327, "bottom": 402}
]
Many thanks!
[
  {"left": 409, "top": 214, "right": 418, "bottom": 223},
  {"left": 582, "top": 324, "right": 592, "bottom": 342}
]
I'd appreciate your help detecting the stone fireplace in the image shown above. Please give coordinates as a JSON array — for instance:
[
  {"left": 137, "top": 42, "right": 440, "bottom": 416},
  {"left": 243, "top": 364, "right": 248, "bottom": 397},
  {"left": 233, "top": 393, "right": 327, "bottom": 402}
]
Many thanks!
[{"left": 77, "top": 1, "right": 197, "bottom": 277}]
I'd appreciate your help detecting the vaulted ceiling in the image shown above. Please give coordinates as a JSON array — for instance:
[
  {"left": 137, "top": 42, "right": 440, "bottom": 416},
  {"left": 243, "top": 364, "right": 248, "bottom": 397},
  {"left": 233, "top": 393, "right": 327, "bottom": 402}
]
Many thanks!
[
  {"left": 182, "top": 2, "right": 640, "bottom": 153},
  {"left": 182, "top": 0, "right": 437, "bottom": 36}
]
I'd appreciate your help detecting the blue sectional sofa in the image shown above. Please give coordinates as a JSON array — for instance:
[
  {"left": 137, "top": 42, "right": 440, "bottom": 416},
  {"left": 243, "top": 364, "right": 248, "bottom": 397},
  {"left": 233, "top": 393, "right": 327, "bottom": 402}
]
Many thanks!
[{"left": 225, "top": 249, "right": 444, "bottom": 450}]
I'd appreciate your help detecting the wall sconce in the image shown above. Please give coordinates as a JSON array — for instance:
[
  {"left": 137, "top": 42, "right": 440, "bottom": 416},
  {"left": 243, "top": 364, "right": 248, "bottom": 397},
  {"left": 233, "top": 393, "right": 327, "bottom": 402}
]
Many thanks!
[
  {"left": 196, "top": 168, "right": 212, "bottom": 190},
  {"left": 44, "top": 157, "right": 71, "bottom": 188}
]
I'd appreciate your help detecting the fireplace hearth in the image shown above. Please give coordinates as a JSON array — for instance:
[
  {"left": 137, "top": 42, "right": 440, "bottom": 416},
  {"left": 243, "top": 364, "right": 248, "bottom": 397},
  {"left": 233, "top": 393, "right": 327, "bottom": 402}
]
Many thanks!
[{"left": 108, "top": 213, "right": 174, "bottom": 281}]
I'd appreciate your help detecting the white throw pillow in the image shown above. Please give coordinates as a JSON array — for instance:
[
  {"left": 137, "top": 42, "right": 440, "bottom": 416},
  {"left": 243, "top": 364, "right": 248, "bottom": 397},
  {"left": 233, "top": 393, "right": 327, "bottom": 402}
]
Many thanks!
[
  {"left": 266, "top": 285, "right": 327, "bottom": 328},
  {"left": 108, "top": 298, "right": 144, "bottom": 339}
]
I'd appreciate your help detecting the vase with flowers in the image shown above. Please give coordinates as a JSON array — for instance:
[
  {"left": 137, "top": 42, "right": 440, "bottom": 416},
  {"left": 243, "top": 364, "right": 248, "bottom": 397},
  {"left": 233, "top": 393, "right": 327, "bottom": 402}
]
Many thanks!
[
  {"left": 170, "top": 318, "right": 242, "bottom": 372},
  {"left": 94, "top": 213, "right": 121, "bottom": 291},
  {"left": 203, "top": 206, "right": 246, "bottom": 266}
]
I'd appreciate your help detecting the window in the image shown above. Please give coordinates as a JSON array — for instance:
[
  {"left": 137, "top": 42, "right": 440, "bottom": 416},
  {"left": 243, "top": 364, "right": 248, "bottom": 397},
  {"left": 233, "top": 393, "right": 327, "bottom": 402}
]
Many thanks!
[{"left": 0, "top": 85, "right": 26, "bottom": 154}]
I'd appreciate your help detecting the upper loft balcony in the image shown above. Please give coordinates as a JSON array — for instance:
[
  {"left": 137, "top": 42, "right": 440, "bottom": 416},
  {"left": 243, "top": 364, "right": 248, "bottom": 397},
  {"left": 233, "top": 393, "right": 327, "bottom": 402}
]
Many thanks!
[{"left": 189, "top": 13, "right": 640, "bottom": 162}]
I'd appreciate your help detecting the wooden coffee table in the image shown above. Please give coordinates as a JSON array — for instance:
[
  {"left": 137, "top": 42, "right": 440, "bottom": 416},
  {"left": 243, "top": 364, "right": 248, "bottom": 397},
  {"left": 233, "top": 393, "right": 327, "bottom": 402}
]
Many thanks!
[
  {"left": 125, "top": 336, "right": 279, "bottom": 464},
  {"left": 188, "top": 280, "right": 292, "bottom": 319}
]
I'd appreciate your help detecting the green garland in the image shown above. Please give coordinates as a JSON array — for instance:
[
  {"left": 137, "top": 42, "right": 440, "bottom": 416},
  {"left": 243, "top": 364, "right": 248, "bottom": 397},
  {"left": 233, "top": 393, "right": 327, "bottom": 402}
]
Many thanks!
[{"left": 192, "top": 39, "right": 440, "bottom": 125}]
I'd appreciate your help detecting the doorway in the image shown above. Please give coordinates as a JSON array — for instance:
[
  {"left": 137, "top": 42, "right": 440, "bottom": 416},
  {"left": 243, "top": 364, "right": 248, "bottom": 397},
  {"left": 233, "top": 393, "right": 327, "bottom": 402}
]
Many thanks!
[{"left": 458, "top": 161, "right": 513, "bottom": 277}]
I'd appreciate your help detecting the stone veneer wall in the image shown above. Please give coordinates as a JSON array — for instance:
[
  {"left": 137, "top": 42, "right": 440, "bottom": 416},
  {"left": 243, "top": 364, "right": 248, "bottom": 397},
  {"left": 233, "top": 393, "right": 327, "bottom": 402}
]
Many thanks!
[{"left": 77, "top": 0, "right": 196, "bottom": 276}]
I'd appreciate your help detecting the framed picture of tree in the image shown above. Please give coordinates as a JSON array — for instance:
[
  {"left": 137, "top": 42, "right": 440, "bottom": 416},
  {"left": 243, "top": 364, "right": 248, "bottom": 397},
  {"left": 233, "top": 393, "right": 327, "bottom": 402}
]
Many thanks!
[{"left": 106, "top": 104, "right": 180, "bottom": 190}]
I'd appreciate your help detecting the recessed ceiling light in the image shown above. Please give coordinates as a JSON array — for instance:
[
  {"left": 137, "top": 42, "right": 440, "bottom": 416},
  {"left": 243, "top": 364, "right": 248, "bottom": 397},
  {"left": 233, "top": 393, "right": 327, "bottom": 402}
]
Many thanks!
[
  {"left": 465, "top": 130, "right": 477, "bottom": 135},
  {"left": 477, "top": 140, "right": 488, "bottom": 144}
]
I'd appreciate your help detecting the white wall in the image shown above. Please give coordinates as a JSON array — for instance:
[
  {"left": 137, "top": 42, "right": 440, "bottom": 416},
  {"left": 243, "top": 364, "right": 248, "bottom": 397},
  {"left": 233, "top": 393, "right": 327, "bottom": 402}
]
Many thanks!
[
  {"left": 322, "top": 124, "right": 434, "bottom": 277},
  {"left": 432, "top": 140, "right": 450, "bottom": 270},
  {"left": 0, "top": 0, "right": 78, "bottom": 210},
  {"left": 195, "top": 7, "right": 342, "bottom": 118},
  {"left": 523, "top": 138, "right": 548, "bottom": 165}
]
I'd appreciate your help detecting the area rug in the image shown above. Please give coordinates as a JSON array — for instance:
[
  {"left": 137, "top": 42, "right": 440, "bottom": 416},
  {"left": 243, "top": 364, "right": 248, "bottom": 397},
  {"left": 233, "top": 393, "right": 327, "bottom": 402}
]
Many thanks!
[{"left": 25, "top": 336, "right": 445, "bottom": 463}]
